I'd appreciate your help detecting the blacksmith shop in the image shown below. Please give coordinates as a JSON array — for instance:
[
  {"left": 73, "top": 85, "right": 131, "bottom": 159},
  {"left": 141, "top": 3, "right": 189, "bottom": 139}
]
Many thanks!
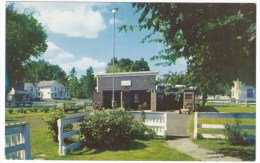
[
  {"left": 93, "top": 71, "right": 197, "bottom": 112},
  {"left": 93, "top": 71, "right": 158, "bottom": 109}
]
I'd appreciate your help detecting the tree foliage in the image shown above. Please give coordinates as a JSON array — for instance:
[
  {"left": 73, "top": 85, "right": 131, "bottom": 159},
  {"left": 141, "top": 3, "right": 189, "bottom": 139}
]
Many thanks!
[
  {"left": 78, "top": 67, "right": 96, "bottom": 99},
  {"left": 106, "top": 57, "right": 150, "bottom": 73},
  {"left": 23, "top": 60, "right": 67, "bottom": 83},
  {"left": 121, "top": 3, "right": 256, "bottom": 99},
  {"left": 67, "top": 67, "right": 79, "bottom": 98},
  {"left": 6, "top": 4, "right": 48, "bottom": 93}
]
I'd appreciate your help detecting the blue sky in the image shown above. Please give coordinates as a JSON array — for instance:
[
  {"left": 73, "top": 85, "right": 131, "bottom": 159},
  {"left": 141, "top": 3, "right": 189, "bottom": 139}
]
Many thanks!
[{"left": 10, "top": 1, "right": 187, "bottom": 78}]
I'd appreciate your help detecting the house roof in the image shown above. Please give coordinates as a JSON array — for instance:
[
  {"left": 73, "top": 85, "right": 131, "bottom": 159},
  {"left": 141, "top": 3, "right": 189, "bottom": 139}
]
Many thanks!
[
  {"left": 95, "top": 71, "right": 159, "bottom": 78},
  {"left": 24, "top": 83, "right": 37, "bottom": 87},
  {"left": 38, "top": 80, "right": 57, "bottom": 87}
]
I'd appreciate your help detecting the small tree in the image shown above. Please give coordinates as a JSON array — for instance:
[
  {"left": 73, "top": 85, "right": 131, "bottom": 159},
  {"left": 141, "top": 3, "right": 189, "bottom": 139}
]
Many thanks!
[{"left": 224, "top": 117, "right": 247, "bottom": 145}]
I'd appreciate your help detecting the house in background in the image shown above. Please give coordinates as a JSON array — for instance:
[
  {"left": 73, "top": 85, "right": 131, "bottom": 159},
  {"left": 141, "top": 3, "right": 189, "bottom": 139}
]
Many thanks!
[
  {"left": 231, "top": 80, "right": 256, "bottom": 102},
  {"left": 24, "top": 83, "right": 38, "bottom": 99},
  {"left": 24, "top": 80, "right": 68, "bottom": 100}
]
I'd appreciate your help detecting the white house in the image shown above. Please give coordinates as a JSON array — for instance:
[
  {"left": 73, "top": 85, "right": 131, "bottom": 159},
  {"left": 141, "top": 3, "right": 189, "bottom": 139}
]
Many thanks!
[
  {"left": 24, "top": 83, "right": 38, "bottom": 99},
  {"left": 24, "top": 80, "right": 67, "bottom": 100},
  {"left": 231, "top": 80, "right": 256, "bottom": 102},
  {"left": 37, "top": 80, "right": 66, "bottom": 100}
]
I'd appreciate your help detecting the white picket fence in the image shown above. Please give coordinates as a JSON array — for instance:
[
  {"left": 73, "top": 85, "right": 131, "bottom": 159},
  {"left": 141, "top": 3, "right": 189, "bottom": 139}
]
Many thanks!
[
  {"left": 131, "top": 111, "right": 167, "bottom": 137},
  {"left": 58, "top": 111, "right": 167, "bottom": 155},
  {"left": 5, "top": 122, "right": 31, "bottom": 160},
  {"left": 194, "top": 112, "right": 256, "bottom": 140}
]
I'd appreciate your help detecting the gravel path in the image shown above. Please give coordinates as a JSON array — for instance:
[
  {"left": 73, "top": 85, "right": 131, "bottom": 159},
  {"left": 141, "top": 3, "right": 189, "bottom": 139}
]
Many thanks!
[{"left": 166, "top": 111, "right": 242, "bottom": 161}]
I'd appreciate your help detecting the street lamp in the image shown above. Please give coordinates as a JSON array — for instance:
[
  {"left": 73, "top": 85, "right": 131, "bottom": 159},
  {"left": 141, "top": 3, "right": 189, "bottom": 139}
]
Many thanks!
[{"left": 111, "top": 7, "right": 118, "bottom": 108}]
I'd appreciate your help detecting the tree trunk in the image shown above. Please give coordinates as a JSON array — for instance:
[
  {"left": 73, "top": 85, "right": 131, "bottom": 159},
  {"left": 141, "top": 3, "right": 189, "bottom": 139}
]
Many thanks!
[{"left": 202, "top": 94, "right": 207, "bottom": 107}]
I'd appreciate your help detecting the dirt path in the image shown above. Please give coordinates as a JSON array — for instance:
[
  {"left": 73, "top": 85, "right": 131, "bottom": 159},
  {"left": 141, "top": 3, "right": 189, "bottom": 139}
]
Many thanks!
[{"left": 166, "top": 112, "right": 242, "bottom": 161}]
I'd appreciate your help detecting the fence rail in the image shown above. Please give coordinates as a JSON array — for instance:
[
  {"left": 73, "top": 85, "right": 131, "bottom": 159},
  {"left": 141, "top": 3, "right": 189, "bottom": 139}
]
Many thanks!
[
  {"left": 58, "top": 111, "right": 167, "bottom": 155},
  {"left": 194, "top": 112, "right": 256, "bottom": 140},
  {"left": 5, "top": 122, "right": 31, "bottom": 160},
  {"left": 196, "top": 99, "right": 256, "bottom": 106}
]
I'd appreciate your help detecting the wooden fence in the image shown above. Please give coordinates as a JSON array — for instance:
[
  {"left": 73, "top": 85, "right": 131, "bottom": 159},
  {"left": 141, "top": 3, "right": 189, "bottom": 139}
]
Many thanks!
[
  {"left": 5, "top": 122, "right": 31, "bottom": 160},
  {"left": 197, "top": 99, "right": 256, "bottom": 106},
  {"left": 58, "top": 111, "right": 167, "bottom": 155},
  {"left": 131, "top": 111, "right": 167, "bottom": 137},
  {"left": 194, "top": 112, "right": 256, "bottom": 140}
]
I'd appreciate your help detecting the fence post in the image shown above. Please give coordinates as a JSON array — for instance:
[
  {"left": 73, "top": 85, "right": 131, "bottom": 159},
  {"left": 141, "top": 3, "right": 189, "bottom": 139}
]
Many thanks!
[
  {"left": 164, "top": 112, "right": 167, "bottom": 138},
  {"left": 57, "top": 119, "right": 65, "bottom": 155},
  {"left": 194, "top": 112, "right": 198, "bottom": 139},
  {"left": 23, "top": 123, "right": 31, "bottom": 160}
]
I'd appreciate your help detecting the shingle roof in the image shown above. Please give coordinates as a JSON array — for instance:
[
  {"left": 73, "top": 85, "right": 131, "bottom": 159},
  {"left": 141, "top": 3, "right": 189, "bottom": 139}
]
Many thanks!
[{"left": 37, "top": 80, "right": 57, "bottom": 87}]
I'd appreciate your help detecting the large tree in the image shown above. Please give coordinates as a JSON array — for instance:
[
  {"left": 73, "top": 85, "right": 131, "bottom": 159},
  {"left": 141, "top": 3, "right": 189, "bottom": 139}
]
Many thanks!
[
  {"left": 24, "top": 60, "right": 67, "bottom": 83},
  {"left": 106, "top": 57, "right": 150, "bottom": 73},
  {"left": 6, "top": 4, "right": 48, "bottom": 93},
  {"left": 121, "top": 3, "right": 256, "bottom": 103},
  {"left": 79, "top": 67, "right": 96, "bottom": 99},
  {"left": 67, "top": 67, "right": 79, "bottom": 98}
]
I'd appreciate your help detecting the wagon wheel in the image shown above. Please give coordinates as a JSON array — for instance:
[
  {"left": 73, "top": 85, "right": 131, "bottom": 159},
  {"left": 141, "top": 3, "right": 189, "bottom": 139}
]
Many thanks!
[
  {"left": 93, "top": 102, "right": 101, "bottom": 110},
  {"left": 184, "top": 102, "right": 195, "bottom": 114}
]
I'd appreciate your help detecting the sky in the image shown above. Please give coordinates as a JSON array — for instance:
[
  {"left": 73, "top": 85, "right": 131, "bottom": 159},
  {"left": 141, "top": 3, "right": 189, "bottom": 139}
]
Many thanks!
[{"left": 8, "top": 1, "right": 187, "bottom": 78}]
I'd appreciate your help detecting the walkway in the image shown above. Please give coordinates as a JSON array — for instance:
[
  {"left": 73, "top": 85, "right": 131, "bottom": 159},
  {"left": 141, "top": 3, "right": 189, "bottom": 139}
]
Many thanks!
[{"left": 166, "top": 111, "right": 242, "bottom": 161}]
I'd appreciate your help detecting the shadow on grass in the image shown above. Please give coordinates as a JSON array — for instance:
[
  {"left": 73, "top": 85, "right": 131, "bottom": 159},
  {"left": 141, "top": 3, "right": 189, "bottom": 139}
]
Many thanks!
[
  {"left": 197, "top": 106, "right": 218, "bottom": 112},
  {"left": 219, "top": 146, "right": 255, "bottom": 161},
  {"left": 69, "top": 140, "right": 148, "bottom": 155},
  {"left": 166, "top": 135, "right": 190, "bottom": 140}
]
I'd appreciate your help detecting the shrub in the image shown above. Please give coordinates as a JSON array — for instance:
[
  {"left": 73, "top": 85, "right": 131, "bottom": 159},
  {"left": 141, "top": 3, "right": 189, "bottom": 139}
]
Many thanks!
[
  {"left": 7, "top": 108, "right": 13, "bottom": 114},
  {"left": 31, "top": 106, "right": 39, "bottom": 112},
  {"left": 42, "top": 109, "right": 66, "bottom": 142},
  {"left": 224, "top": 117, "right": 247, "bottom": 145},
  {"left": 41, "top": 107, "right": 50, "bottom": 113},
  {"left": 79, "top": 108, "right": 155, "bottom": 149}
]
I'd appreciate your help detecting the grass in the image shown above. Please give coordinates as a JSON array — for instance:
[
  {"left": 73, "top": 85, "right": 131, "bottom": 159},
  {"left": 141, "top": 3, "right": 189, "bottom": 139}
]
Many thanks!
[
  {"left": 5, "top": 110, "right": 196, "bottom": 161},
  {"left": 190, "top": 105, "right": 256, "bottom": 161},
  {"left": 192, "top": 139, "right": 255, "bottom": 161}
]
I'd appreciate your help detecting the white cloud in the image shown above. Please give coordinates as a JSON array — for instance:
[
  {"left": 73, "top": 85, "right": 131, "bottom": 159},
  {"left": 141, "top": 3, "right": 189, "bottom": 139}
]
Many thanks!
[
  {"left": 42, "top": 42, "right": 106, "bottom": 75},
  {"left": 17, "top": 2, "right": 107, "bottom": 39},
  {"left": 109, "top": 18, "right": 121, "bottom": 25}
]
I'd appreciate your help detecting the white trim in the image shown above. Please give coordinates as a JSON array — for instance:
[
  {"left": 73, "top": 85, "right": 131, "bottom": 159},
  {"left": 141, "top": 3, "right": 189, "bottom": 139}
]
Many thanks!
[{"left": 96, "top": 71, "right": 159, "bottom": 78}]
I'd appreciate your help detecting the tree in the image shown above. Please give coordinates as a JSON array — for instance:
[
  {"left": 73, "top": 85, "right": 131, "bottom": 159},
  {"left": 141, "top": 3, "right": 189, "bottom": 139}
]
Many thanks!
[
  {"left": 120, "top": 3, "right": 256, "bottom": 105},
  {"left": 79, "top": 67, "right": 96, "bottom": 99},
  {"left": 6, "top": 4, "right": 48, "bottom": 94},
  {"left": 23, "top": 60, "right": 67, "bottom": 83},
  {"left": 67, "top": 68, "right": 79, "bottom": 98},
  {"left": 106, "top": 57, "right": 150, "bottom": 73}
]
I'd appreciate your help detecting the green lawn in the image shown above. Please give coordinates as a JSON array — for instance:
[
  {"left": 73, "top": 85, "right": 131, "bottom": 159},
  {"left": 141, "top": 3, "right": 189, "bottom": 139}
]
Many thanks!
[
  {"left": 190, "top": 106, "right": 256, "bottom": 161},
  {"left": 5, "top": 110, "right": 196, "bottom": 161}
]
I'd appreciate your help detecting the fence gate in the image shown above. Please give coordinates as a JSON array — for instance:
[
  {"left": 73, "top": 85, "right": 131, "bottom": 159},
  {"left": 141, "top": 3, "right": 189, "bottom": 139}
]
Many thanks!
[{"left": 5, "top": 122, "right": 31, "bottom": 160}]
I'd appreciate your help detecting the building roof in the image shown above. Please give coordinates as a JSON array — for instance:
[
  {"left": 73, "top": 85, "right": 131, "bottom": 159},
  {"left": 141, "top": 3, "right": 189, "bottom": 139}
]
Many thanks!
[
  {"left": 24, "top": 83, "right": 37, "bottom": 87},
  {"left": 95, "top": 71, "right": 159, "bottom": 78},
  {"left": 37, "top": 80, "right": 57, "bottom": 87}
]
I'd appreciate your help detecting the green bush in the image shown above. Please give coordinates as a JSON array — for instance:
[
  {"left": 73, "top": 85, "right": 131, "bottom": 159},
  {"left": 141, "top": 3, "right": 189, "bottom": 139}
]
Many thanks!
[
  {"left": 42, "top": 109, "right": 66, "bottom": 142},
  {"left": 7, "top": 108, "right": 13, "bottom": 114},
  {"left": 224, "top": 118, "right": 247, "bottom": 145},
  {"left": 31, "top": 106, "right": 39, "bottom": 112},
  {"left": 79, "top": 108, "right": 155, "bottom": 149},
  {"left": 41, "top": 107, "right": 50, "bottom": 113}
]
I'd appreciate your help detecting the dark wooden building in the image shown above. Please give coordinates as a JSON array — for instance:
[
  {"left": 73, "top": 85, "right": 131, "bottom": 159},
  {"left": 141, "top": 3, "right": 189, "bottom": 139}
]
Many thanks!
[{"left": 93, "top": 71, "right": 158, "bottom": 109}]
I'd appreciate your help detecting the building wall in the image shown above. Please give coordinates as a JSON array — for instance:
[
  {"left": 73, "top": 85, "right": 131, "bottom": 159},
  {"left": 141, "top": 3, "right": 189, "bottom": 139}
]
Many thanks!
[
  {"left": 39, "top": 87, "right": 52, "bottom": 99},
  {"left": 97, "top": 74, "right": 157, "bottom": 91},
  {"left": 24, "top": 83, "right": 37, "bottom": 100},
  {"left": 231, "top": 81, "right": 256, "bottom": 101}
]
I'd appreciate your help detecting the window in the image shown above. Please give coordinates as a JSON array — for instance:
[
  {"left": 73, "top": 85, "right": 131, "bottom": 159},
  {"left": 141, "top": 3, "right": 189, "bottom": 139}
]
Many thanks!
[
  {"left": 134, "top": 94, "right": 140, "bottom": 102},
  {"left": 185, "top": 94, "right": 193, "bottom": 100},
  {"left": 247, "top": 89, "right": 254, "bottom": 98},
  {"left": 31, "top": 88, "right": 33, "bottom": 91}
]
